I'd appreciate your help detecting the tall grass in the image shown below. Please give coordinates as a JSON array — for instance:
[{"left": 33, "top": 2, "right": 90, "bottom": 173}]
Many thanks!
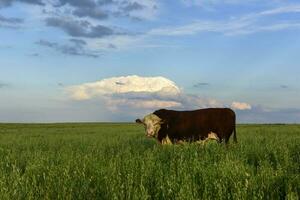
[{"left": 0, "top": 123, "right": 299, "bottom": 199}]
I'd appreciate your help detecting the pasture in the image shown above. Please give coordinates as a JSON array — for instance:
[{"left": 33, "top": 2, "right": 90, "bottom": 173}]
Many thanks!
[{"left": 0, "top": 123, "right": 299, "bottom": 200}]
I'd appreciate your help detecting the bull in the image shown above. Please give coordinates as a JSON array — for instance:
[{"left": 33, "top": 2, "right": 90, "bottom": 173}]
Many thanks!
[{"left": 136, "top": 108, "right": 237, "bottom": 144}]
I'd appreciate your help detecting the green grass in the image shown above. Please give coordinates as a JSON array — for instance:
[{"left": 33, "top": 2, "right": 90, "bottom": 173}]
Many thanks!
[{"left": 0, "top": 123, "right": 299, "bottom": 200}]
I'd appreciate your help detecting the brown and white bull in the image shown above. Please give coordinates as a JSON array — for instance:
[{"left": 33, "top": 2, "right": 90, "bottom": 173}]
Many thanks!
[{"left": 136, "top": 108, "right": 237, "bottom": 144}]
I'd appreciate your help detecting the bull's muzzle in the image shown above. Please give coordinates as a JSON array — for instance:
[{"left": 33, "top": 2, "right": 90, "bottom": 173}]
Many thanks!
[{"left": 146, "top": 133, "right": 155, "bottom": 138}]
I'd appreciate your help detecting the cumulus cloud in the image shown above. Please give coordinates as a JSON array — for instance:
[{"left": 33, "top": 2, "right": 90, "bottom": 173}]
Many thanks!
[
  {"left": 67, "top": 75, "right": 180, "bottom": 100},
  {"left": 66, "top": 75, "right": 223, "bottom": 112},
  {"left": 231, "top": 101, "right": 252, "bottom": 110}
]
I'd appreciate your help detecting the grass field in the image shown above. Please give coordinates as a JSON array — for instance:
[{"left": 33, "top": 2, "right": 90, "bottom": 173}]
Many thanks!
[{"left": 0, "top": 123, "right": 299, "bottom": 200}]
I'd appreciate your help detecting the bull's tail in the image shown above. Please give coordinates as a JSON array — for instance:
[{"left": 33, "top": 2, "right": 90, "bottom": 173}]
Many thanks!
[
  {"left": 232, "top": 111, "right": 237, "bottom": 143},
  {"left": 233, "top": 125, "right": 237, "bottom": 143}
]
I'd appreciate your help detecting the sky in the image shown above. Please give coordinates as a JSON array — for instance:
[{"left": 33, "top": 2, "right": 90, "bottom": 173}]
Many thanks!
[{"left": 0, "top": 0, "right": 300, "bottom": 123}]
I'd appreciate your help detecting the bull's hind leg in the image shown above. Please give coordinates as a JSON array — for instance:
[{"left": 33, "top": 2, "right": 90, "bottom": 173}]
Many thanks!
[
  {"left": 208, "top": 132, "right": 219, "bottom": 142},
  {"left": 224, "top": 131, "right": 234, "bottom": 145},
  {"left": 224, "top": 136, "right": 230, "bottom": 144},
  {"left": 197, "top": 132, "right": 220, "bottom": 145}
]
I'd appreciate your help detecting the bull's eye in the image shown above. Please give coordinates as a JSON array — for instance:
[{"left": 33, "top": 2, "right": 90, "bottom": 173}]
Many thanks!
[{"left": 154, "top": 122, "right": 160, "bottom": 126}]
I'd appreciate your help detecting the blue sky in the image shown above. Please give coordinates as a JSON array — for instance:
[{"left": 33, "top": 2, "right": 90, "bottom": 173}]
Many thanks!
[{"left": 0, "top": 0, "right": 300, "bottom": 123}]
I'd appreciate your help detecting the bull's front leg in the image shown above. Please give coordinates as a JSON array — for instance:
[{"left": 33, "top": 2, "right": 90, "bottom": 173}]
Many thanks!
[
  {"left": 161, "top": 135, "right": 172, "bottom": 145},
  {"left": 175, "top": 140, "right": 186, "bottom": 145}
]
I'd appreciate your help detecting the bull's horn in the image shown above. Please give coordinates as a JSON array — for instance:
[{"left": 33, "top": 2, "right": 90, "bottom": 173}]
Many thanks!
[{"left": 135, "top": 119, "right": 143, "bottom": 124}]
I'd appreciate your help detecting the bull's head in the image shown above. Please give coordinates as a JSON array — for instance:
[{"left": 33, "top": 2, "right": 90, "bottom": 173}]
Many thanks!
[{"left": 135, "top": 114, "right": 164, "bottom": 138}]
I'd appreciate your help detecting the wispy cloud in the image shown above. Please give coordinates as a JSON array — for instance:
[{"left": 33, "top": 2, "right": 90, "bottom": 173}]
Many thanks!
[
  {"left": 0, "top": 14, "right": 22, "bottom": 23},
  {"left": 0, "top": 82, "right": 10, "bottom": 89},
  {"left": 193, "top": 82, "right": 210, "bottom": 88},
  {"left": 0, "top": 44, "right": 13, "bottom": 49},
  {"left": 3, "top": 1, "right": 300, "bottom": 55},
  {"left": 36, "top": 39, "right": 100, "bottom": 58},
  {"left": 236, "top": 106, "right": 300, "bottom": 123},
  {"left": 27, "top": 52, "right": 40, "bottom": 57},
  {"left": 1, "top": 0, "right": 159, "bottom": 55},
  {"left": 149, "top": 4, "right": 300, "bottom": 36},
  {"left": 259, "top": 4, "right": 300, "bottom": 15},
  {"left": 0, "top": 0, "right": 44, "bottom": 8},
  {"left": 48, "top": 0, "right": 158, "bottom": 21},
  {"left": 0, "top": 14, "right": 23, "bottom": 28},
  {"left": 1, "top": 0, "right": 158, "bottom": 20},
  {"left": 45, "top": 17, "right": 118, "bottom": 38},
  {"left": 180, "top": 0, "right": 290, "bottom": 8},
  {"left": 280, "top": 85, "right": 289, "bottom": 89}
]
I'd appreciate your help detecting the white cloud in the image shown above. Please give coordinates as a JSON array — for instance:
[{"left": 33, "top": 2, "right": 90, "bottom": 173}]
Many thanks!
[
  {"left": 67, "top": 75, "right": 180, "bottom": 100},
  {"left": 66, "top": 75, "right": 223, "bottom": 112},
  {"left": 259, "top": 4, "right": 300, "bottom": 16},
  {"left": 149, "top": 21, "right": 227, "bottom": 36},
  {"left": 231, "top": 101, "right": 252, "bottom": 110}
]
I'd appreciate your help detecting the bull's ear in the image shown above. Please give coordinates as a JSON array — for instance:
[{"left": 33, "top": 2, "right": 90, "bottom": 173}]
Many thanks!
[
  {"left": 159, "top": 119, "right": 169, "bottom": 129},
  {"left": 159, "top": 119, "right": 167, "bottom": 124},
  {"left": 135, "top": 119, "right": 143, "bottom": 124}
]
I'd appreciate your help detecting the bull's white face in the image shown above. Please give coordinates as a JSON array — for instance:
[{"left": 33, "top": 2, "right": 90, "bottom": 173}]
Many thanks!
[{"left": 138, "top": 114, "right": 163, "bottom": 138}]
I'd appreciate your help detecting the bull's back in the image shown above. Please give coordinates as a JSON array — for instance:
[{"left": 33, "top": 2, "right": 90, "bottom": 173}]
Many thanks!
[
  {"left": 154, "top": 108, "right": 236, "bottom": 141},
  {"left": 172, "top": 108, "right": 235, "bottom": 138},
  {"left": 177, "top": 108, "right": 235, "bottom": 124},
  {"left": 199, "top": 108, "right": 235, "bottom": 128}
]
